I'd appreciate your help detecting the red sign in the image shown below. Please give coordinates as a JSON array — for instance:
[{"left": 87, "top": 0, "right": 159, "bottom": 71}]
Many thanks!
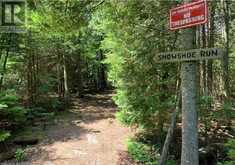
[{"left": 170, "top": 0, "right": 208, "bottom": 30}]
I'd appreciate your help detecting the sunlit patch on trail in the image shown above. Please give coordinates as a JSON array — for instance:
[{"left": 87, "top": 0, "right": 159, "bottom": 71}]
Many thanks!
[
  {"left": 86, "top": 134, "right": 98, "bottom": 144},
  {"left": 72, "top": 149, "right": 88, "bottom": 156}
]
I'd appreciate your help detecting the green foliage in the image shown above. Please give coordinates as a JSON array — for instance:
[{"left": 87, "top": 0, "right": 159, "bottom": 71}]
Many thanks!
[
  {"left": 0, "top": 1, "right": 234, "bottom": 164},
  {"left": 0, "top": 103, "right": 8, "bottom": 109},
  {"left": 218, "top": 139, "right": 235, "bottom": 165},
  {"left": 15, "top": 148, "right": 26, "bottom": 162},
  {"left": 33, "top": 95, "right": 65, "bottom": 113},
  {"left": 51, "top": 98, "right": 64, "bottom": 110},
  {"left": 0, "top": 91, "right": 28, "bottom": 124},
  {"left": 27, "top": 107, "right": 55, "bottom": 120},
  {"left": 213, "top": 101, "right": 234, "bottom": 124},
  {"left": 116, "top": 109, "right": 135, "bottom": 126},
  {"left": 92, "top": 0, "right": 177, "bottom": 136},
  {"left": 0, "top": 92, "right": 18, "bottom": 106},
  {"left": 225, "top": 139, "right": 235, "bottom": 160},
  {"left": 127, "top": 138, "right": 158, "bottom": 165},
  {"left": 0, "top": 130, "right": 11, "bottom": 142},
  {"left": 13, "top": 127, "right": 44, "bottom": 144},
  {"left": 127, "top": 138, "right": 176, "bottom": 165},
  {"left": 199, "top": 95, "right": 213, "bottom": 108},
  {"left": 198, "top": 95, "right": 213, "bottom": 134},
  {"left": 221, "top": 101, "right": 234, "bottom": 120},
  {"left": 217, "top": 162, "right": 235, "bottom": 165},
  {"left": 166, "top": 160, "right": 177, "bottom": 165}
]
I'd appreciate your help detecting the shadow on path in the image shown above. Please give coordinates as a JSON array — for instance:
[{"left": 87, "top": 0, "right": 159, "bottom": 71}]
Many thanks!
[{"left": 25, "top": 91, "right": 133, "bottom": 165}]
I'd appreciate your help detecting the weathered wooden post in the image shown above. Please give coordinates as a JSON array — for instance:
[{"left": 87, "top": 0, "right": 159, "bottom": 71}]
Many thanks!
[
  {"left": 180, "top": 18, "right": 198, "bottom": 165},
  {"left": 180, "top": 2, "right": 198, "bottom": 165}
]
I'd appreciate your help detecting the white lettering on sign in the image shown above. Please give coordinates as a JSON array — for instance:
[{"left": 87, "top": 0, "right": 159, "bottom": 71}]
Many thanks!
[
  {"left": 170, "top": 0, "right": 208, "bottom": 30},
  {"left": 155, "top": 48, "right": 224, "bottom": 63},
  {"left": 172, "top": 15, "right": 205, "bottom": 27}
]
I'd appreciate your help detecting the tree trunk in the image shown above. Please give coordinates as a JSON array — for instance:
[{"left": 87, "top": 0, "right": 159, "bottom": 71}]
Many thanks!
[
  {"left": 0, "top": 49, "right": 9, "bottom": 90},
  {"left": 207, "top": 1, "right": 216, "bottom": 96},
  {"left": 63, "top": 53, "right": 70, "bottom": 102},
  {"left": 31, "top": 45, "right": 37, "bottom": 105},
  {"left": 181, "top": 62, "right": 198, "bottom": 165},
  {"left": 96, "top": 50, "right": 107, "bottom": 91},
  {"left": 158, "top": 74, "right": 181, "bottom": 165},
  {"left": 202, "top": 25, "right": 207, "bottom": 95},
  {"left": 57, "top": 53, "right": 64, "bottom": 100},
  {"left": 76, "top": 53, "right": 84, "bottom": 97},
  {"left": 27, "top": 31, "right": 34, "bottom": 106},
  {"left": 159, "top": 70, "right": 170, "bottom": 148},
  {"left": 222, "top": 0, "right": 230, "bottom": 98}
]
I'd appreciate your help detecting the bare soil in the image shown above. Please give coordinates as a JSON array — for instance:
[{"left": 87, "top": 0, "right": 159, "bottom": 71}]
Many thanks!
[{"left": 25, "top": 91, "right": 134, "bottom": 165}]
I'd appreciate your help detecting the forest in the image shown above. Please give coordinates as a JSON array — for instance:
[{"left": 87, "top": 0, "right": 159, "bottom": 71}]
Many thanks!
[{"left": 0, "top": 0, "right": 234, "bottom": 165}]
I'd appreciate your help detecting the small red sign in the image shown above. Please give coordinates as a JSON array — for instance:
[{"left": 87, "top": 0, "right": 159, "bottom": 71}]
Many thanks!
[{"left": 170, "top": 0, "right": 208, "bottom": 30}]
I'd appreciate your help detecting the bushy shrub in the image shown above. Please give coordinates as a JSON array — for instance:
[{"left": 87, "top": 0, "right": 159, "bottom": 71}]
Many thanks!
[
  {"left": 127, "top": 138, "right": 159, "bottom": 165},
  {"left": 221, "top": 101, "right": 234, "bottom": 122},
  {"left": 26, "top": 106, "right": 55, "bottom": 122},
  {"left": 116, "top": 109, "right": 136, "bottom": 126},
  {"left": 15, "top": 148, "right": 26, "bottom": 162},
  {"left": 225, "top": 139, "right": 235, "bottom": 160},
  {"left": 0, "top": 91, "right": 28, "bottom": 125},
  {"left": 0, "top": 130, "right": 11, "bottom": 142},
  {"left": 35, "top": 97, "right": 65, "bottom": 111},
  {"left": 127, "top": 138, "right": 176, "bottom": 165},
  {"left": 217, "top": 139, "right": 235, "bottom": 165}
]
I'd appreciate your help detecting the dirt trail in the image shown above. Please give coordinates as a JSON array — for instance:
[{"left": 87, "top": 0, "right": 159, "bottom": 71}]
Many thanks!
[{"left": 28, "top": 91, "right": 133, "bottom": 165}]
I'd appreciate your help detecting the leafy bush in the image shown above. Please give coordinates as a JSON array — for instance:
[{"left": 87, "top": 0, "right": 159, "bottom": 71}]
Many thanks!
[
  {"left": 221, "top": 101, "right": 234, "bottom": 121},
  {"left": 225, "top": 139, "right": 235, "bottom": 160},
  {"left": 127, "top": 138, "right": 176, "bottom": 165},
  {"left": 36, "top": 97, "right": 65, "bottom": 111},
  {"left": 217, "top": 161, "right": 235, "bottom": 165},
  {"left": 27, "top": 107, "right": 47, "bottom": 118},
  {"left": 15, "top": 148, "right": 26, "bottom": 162},
  {"left": 212, "top": 101, "right": 234, "bottom": 128},
  {"left": 166, "top": 160, "right": 177, "bottom": 165},
  {"left": 51, "top": 98, "right": 64, "bottom": 110},
  {"left": 0, "top": 130, "right": 11, "bottom": 142},
  {"left": 116, "top": 109, "right": 136, "bottom": 126},
  {"left": 199, "top": 95, "right": 213, "bottom": 109},
  {"left": 0, "top": 91, "right": 28, "bottom": 125},
  {"left": 127, "top": 138, "right": 158, "bottom": 165},
  {"left": 218, "top": 139, "right": 235, "bottom": 165},
  {"left": 26, "top": 106, "right": 55, "bottom": 125},
  {"left": 198, "top": 95, "right": 214, "bottom": 138},
  {"left": 0, "top": 92, "right": 18, "bottom": 106}
]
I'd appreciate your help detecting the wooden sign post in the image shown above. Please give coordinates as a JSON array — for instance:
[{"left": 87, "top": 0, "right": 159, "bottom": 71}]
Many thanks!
[
  {"left": 157, "top": 1, "right": 224, "bottom": 165},
  {"left": 181, "top": 1, "right": 202, "bottom": 164},
  {"left": 180, "top": 26, "right": 198, "bottom": 165}
]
